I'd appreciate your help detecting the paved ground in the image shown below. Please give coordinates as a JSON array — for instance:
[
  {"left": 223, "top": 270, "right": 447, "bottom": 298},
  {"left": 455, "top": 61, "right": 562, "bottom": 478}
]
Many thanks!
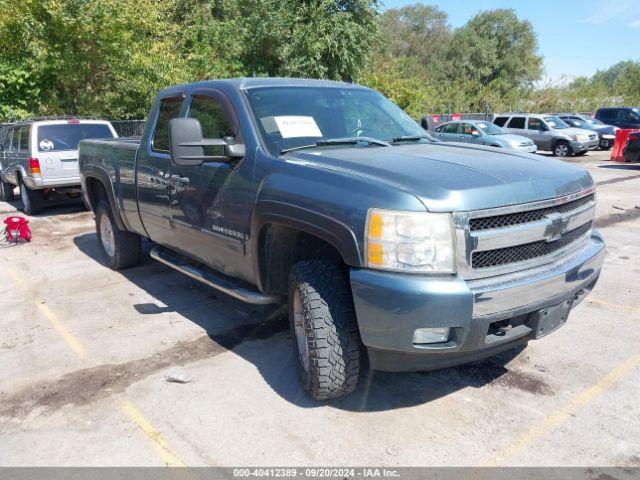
[{"left": 0, "top": 150, "right": 639, "bottom": 467}]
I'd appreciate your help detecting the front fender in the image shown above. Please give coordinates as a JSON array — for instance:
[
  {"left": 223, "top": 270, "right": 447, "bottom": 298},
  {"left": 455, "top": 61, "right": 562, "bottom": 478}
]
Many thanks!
[{"left": 251, "top": 199, "right": 362, "bottom": 267}]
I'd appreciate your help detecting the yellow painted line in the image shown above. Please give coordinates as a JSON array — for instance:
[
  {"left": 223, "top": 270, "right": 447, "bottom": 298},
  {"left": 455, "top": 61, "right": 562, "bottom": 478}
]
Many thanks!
[
  {"left": 588, "top": 297, "right": 640, "bottom": 316},
  {"left": 117, "top": 399, "right": 187, "bottom": 467},
  {"left": 481, "top": 353, "right": 640, "bottom": 467},
  {"left": 7, "top": 268, "right": 28, "bottom": 290},
  {"left": 9, "top": 268, "right": 189, "bottom": 468},
  {"left": 36, "top": 302, "right": 88, "bottom": 360},
  {"left": 8, "top": 268, "right": 88, "bottom": 360}
]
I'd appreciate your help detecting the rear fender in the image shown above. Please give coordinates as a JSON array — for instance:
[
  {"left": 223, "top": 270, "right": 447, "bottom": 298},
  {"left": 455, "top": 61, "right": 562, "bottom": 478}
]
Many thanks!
[{"left": 82, "top": 167, "right": 128, "bottom": 231}]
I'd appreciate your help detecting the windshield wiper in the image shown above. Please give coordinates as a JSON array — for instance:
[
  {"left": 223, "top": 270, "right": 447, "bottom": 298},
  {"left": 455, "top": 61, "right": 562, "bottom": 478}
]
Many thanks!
[
  {"left": 279, "top": 136, "right": 390, "bottom": 155},
  {"left": 390, "top": 135, "right": 433, "bottom": 143}
]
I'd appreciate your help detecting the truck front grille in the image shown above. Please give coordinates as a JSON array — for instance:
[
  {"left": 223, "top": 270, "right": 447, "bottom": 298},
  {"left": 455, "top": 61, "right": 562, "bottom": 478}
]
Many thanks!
[
  {"left": 454, "top": 188, "right": 596, "bottom": 279},
  {"left": 471, "top": 222, "right": 592, "bottom": 269},
  {"left": 469, "top": 194, "right": 594, "bottom": 231}
]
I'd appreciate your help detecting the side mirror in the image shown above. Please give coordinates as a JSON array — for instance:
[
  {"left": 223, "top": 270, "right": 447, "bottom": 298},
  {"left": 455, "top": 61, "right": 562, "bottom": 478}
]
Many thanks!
[{"left": 169, "top": 118, "right": 245, "bottom": 166}]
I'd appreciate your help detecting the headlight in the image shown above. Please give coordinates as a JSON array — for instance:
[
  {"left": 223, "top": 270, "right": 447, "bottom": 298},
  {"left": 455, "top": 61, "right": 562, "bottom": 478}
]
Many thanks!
[
  {"left": 575, "top": 134, "right": 588, "bottom": 142},
  {"left": 365, "top": 209, "right": 455, "bottom": 273}
]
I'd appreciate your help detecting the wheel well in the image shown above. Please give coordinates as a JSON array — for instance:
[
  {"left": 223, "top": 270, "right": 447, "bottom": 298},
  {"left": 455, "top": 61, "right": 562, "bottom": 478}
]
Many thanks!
[
  {"left": 84, "top": 177, "right": 109, "bottom": 211},
  {"left": 258, "top": 224, "right": 346, "bottom": 295}
]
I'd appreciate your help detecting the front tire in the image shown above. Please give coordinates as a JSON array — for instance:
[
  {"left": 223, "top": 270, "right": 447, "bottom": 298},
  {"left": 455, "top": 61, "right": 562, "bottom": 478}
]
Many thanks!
[
  {"left": 95, "top": 200, "right": 142, "bottom": 270},
  {"left": 288, "top": 260, "right": 362, "bottom": 400},
  {"left": 553, "top": 141, "right": 572, "bottom": 157},
  {"left": 19, "top": 177, "right": 44, "bottom": 215},
  {"left": 0, "top": 178, "right": 15, "bottom": 202}
]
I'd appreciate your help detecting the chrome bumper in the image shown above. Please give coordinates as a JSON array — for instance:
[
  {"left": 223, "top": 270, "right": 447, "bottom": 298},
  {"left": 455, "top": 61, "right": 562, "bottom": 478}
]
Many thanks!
[
  {"left": 25, "top": 176, "right": 81, "bottom": 190},
  {"left": 468, "top": 231, "right": 605, "bottom": 319}
]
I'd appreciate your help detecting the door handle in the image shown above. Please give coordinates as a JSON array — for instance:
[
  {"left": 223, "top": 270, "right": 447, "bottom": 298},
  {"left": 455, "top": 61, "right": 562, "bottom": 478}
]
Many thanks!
[{"left": 170, "top": 175, "right": 190, "bottom": 185}]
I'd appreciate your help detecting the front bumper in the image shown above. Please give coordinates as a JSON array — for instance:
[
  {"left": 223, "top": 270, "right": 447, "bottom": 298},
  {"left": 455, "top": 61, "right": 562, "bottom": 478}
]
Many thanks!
[
  {"left": 569, "top": 139, "right": 599, "bottom": 152},
  {"left": 514, "top": 144, "right": 537, "bottom": 153},
  {"left": 350, "top": 231, "right": 605, "bottom": 372}
]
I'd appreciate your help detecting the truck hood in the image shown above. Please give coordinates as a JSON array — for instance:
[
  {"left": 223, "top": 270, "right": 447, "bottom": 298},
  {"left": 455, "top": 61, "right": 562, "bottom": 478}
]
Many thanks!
[{"left": 287, "top": 143, "right": 593, "bottom": 212}]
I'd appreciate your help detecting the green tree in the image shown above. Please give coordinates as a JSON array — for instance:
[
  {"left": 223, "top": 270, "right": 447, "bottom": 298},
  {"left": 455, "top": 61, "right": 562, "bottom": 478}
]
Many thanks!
[{"left": 447, "top": 9, "right": 542, "bottom": 110}]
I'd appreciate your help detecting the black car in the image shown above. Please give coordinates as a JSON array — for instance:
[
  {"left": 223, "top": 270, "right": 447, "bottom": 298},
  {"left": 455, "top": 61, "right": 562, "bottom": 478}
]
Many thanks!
[
  {"left": 623, "top": 131, "right": 640, "bottom": 162},
  {"left": 595, "top": 107, "right": 640, "bottom": 129},
  {"left": 557, "top": 114, "right": 617, "bottom": 150}
]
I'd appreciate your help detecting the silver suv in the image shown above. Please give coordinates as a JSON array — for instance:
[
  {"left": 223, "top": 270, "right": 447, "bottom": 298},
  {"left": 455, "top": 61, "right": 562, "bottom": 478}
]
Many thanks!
[
  {"left": 0, "top": 118, "right": 116, "bottom": 214},
  {"left": 493, "top": 113, "right": 599, "bottom": 157}
]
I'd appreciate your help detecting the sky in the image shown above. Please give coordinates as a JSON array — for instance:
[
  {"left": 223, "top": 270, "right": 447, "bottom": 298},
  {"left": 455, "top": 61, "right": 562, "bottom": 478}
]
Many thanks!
[{"left": 382, "top": 0, "right": 640, "bottom": 83}]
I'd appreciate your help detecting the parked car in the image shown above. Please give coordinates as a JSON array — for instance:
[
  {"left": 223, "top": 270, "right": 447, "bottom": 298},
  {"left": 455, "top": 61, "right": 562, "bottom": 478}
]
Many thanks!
[
  {"left": 595, "top": 107, "right": 640, "bottom": 129},
  {"left": 0, "top": 118, "right": 117, "bottom": 213},
  {"left": 623, "top": 131, "right": 640, "bottom": 162},
  {"left": 79, "top": 78, "right": 605, "bottom": 400},
  {"left": 493, "top": 113, "right": 599, "bottom": 157},
  {"left": 557, "top": 114, "right": 617, "bottom": 150},
  {"left": 433, "top": 120, "right": 536, "bottom": 153}
]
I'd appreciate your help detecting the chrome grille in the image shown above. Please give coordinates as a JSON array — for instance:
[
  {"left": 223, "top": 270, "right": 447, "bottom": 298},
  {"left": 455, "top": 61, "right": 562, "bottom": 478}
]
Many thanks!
[
  {"left": 469, "top": 194, "right": 594, "bottom": 231},
  {"left": 453, "top": 188, "right": 596, "bottom": 279},
  {"left": 471, "top": 222, "right": 592, "bottom": 268}
]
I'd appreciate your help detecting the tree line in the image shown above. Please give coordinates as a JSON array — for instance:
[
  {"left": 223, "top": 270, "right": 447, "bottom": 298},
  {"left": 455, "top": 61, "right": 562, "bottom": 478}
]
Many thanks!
[{"left": 0, "top": 0, "right": 638, "bottom": 121}]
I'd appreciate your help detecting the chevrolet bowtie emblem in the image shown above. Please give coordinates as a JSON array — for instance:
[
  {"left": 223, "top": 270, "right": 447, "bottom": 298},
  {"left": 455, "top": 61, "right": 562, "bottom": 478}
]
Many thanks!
[{"left": 544, "top": 213, "right": 566, "bottom": 242}]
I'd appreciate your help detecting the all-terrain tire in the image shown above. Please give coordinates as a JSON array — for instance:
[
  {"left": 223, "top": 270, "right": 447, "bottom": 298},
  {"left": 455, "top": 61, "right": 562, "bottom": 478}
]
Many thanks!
[
  {"left": 0, "top": 178, "right": 15, "bottom": 202},
  {"left": 19, "top": 177, "right": 44, "bottom": 215},
  {"left": 288, "top": 259, "right": 362, "bottom": 400},
  {"left": 95, "top": 200, "right": 142, "bottom": 270}
]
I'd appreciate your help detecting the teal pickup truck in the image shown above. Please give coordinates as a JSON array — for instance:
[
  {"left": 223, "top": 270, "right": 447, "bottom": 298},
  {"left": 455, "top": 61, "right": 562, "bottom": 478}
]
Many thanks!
[{"left": 79, "top": 78, "right": 605, "bottom": 400}]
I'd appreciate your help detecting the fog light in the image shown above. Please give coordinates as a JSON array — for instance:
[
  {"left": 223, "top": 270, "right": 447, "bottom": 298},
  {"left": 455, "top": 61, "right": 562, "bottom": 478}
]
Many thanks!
[{"left": 413, "top": 327, "right": 450, "bottom": 344}]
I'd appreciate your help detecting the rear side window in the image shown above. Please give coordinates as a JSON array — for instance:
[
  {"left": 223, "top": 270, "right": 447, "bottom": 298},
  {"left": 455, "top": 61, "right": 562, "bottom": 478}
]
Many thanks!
[
  {"left": 507, "top": 117, "right": 526, "bottom": 129},
  {"left": 19, "top": 126, "right": 30, "bottom": 151},
  {"left": 37, "top": 124, "right": 114, "bottom": 152},
  {"left": 493, "top": 117, "right": 509, "bottom": 127},
  {"left": 152, "top": 97, "right": 183, "bottom": 152},
  {"left": 620, "top": 109, "right": 640, "bottom": 122}
]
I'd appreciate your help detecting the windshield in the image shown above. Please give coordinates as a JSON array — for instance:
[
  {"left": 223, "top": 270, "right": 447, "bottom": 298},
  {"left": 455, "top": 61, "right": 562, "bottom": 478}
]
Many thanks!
[
  {"left": 245, "top": 86, "right": 432, "bottom": 155},
  {"left": 543, "top": 116, "right": 569, "bottom": 129},
  {"left": 37, "top": 123, "right": 114, "bottom": 152},
  {"left": 581, "top": 116, "right": 604, "bottom": 126},
  {"left": 563, "top": 118, "right": 593, "bottom": 130},
  {"left": 475, "top": 122, "right": 505, "bottom": 135}
]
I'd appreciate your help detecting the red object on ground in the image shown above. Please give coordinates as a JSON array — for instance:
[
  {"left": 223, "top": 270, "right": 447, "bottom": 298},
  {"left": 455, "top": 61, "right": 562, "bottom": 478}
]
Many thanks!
[
  {"left": 610, "top": 129, "right": 640, "bottom": 161},
  {"left": 432, "top": 114, "right": 439, "bottom": 124},
  {"left": 3, "top": 216, "right": 31, "bottom": 242},
  {"left": 452, "top": 113, "right": 461, "bottom": 121}
]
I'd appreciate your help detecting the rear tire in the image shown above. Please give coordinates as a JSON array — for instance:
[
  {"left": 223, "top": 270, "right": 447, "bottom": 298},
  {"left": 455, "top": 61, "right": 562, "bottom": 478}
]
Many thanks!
[
  {"left": 0, "top": 178, "right": 15, "bottom": 202},
  {"left": 95, "top": 200, "right": 142, "bottom": 270},
  {"left": 288, "top": 259, "right": 362, "bottom": 400},
  {"left": 19, "top": 177, "right": 44, "bottom": 215},
  {"left": 553, "top": 141, "right": 572, "bottom": 157}
]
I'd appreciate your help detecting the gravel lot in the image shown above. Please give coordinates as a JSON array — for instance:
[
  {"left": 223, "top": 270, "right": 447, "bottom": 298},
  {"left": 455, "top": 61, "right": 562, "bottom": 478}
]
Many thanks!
[{"left": 0, "top": 150, "right": 639, "bottom": 467}]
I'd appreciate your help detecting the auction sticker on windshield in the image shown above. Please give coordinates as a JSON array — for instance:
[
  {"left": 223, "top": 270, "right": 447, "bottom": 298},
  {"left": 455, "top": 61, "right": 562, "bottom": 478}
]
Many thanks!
[{"left": 273, "top": 116, "right": 323, "bottom": 138}]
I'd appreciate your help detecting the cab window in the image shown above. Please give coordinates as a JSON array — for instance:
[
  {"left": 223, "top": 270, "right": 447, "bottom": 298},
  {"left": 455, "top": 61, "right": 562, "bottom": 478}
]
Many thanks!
[
  {"left": 461, "top": 123, "right": 480, "bottom": 135},
  {"left": 442, "top": 123, "right": 459, "bottom": 134},
  {"left": 152, "top": 97, "right": 183, "bottom": 153},
  {"left": 188, "top": 95, "right": 235, "bottom": 139},
  {"left": 527, "top": 118, "right": 546, "bottom": 131}
]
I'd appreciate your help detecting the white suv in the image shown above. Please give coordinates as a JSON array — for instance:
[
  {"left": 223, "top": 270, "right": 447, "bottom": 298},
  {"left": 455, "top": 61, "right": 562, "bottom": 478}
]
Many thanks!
[{"left": 0, "top": 118, "right": 117, "bottom": 214}]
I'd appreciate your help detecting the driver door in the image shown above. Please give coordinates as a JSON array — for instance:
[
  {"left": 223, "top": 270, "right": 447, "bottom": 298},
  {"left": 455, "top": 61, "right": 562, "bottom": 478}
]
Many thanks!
[
  {"left": 167, "top": 89, "right": 251, "bottom": 276},
  {"left": 526, "top": 117, "right": 550, "bottom": 150}
]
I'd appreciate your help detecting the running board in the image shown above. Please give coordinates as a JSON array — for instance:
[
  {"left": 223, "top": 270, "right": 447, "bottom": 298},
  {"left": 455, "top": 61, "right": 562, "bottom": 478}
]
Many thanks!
[{"left": 150, "top": 247, "right": 282, "bottom": 305}]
